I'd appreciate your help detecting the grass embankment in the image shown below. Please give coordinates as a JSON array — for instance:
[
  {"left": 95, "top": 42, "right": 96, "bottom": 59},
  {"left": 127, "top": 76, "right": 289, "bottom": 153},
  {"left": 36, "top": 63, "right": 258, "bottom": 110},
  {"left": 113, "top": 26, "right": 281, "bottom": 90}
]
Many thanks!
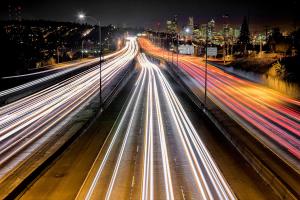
[{"left": 227, "top": 54, "right": 300, "bottom": 84}]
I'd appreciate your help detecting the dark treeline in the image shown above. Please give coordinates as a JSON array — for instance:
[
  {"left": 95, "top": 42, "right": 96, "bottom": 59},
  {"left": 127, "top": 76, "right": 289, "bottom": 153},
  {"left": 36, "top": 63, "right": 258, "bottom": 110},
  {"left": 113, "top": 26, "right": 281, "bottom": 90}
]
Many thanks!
[{"left": 0, "top": 20, "right": 122, "bottom": 77}]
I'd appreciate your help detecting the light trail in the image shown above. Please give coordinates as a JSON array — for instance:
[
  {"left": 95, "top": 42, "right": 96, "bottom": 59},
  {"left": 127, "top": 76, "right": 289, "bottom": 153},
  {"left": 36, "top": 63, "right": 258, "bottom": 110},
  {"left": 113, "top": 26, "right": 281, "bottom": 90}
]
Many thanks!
[
  {"left": 138, "top": 38, "right": 300, "bottom": 162},
  {"left": 0, "top": 41, "right": 129, "bottom": 98},
  {"left": 104, "top": 66, "right": 147, "bottom": 200},
  {"left": 76, "top": 53, "right": 235, "bottom": 200},
  {"left": 0, "top": 38, "right": 138, "bottom": 174},
  {"left": 151, "top": 61, "right": 174, "bottom": 200},
  {"left": 142, "top": 59, "right": 154, "bottom": 200},
  {"left": 140, "top": 53, "right": 235, "bottom": 199},
  {"left": 76, "top": 51, "right": 147, "bottom": 200}
]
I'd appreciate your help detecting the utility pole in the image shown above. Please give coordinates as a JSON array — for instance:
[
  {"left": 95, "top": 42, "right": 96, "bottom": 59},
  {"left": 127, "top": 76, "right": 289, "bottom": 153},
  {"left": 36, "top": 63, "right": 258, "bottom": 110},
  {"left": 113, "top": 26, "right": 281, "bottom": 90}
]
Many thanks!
[
  {"left": 81, "top": 40, "right": 84, "bottom": 59},
  {"left": 157, "top": 22, "right": 161, "bottom": 47},
  {"left": 78, "top": 13, "right": 102, "bottom": 109},
  {"left": 223, "top": 42, "right": 226, "bottom": 65},
  {"left": 172, "top": 36, "right": 174, "bottom": 64},
  {"left": 57, "top": 47, "right": 60, "bottom": 64},
  {"left": 204, "top": 24, "right": 208, "bottom": 106},
  {"left": 99, "top": 20, "right": 102, "bottom": 109},
  {"left": 177, "top": 32, "right": 179, "bottom": 66}
]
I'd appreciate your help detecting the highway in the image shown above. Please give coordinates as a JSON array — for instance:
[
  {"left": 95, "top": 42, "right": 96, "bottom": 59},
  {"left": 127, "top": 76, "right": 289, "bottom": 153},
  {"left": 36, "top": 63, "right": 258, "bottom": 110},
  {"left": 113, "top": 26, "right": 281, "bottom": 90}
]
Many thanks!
[
  {"left": 1, "top": 36, "right": 295, "bottom": 199},
  {"left": 138, "top": 38, "right": 300, "bottom": 168},
  {"left": 0, "top": 37, "right": 138, "bottom": 180},
  {"left": 0, "top": 41, "right": 128, "bottom": 99},
  {"left": 75, "top": 53, "right": 235, "bottom": 200}
]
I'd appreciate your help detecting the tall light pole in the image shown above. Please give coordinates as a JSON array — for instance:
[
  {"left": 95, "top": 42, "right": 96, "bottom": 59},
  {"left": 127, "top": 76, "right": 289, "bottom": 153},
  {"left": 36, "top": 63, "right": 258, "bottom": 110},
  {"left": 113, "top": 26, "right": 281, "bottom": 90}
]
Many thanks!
[
  {"left": 177, "top": 33, "right": 179, "bottom": 66},
  {"left": 81, "top": 40, "right": 84, "bottom": 59},
  {"left": 171, "top": 35, "right": 174, "bottom": 64},
  {"left": 78, "top": 13, "right": 102, "bottom": 109},
  {"left": 57, "top": 46, "right": 60, "bottom": 64},
  {"left": 204, "top": 24, "right": 208, "bottom": 106}
]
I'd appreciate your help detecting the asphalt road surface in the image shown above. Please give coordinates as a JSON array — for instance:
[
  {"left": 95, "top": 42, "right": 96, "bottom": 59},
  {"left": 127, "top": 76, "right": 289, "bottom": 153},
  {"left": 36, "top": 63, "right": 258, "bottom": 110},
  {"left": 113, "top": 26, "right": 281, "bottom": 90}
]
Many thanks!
[{"left": 20, "top": 54, "right": 279, "bottom": 200}]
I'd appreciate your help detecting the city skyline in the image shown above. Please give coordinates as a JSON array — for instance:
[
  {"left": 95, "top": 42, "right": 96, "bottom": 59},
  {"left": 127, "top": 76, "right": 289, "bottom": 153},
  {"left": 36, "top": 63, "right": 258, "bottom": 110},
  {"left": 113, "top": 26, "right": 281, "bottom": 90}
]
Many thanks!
[{"left": 0, "top": 0, "right": 298, "bottom": 31}]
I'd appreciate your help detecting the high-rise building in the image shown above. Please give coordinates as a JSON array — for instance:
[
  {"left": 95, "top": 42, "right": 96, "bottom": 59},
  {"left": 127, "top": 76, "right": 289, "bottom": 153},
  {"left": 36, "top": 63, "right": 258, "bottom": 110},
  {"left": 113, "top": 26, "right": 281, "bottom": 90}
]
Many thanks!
[
  {"left": 200, "top": 24, "right": 207, "bottom": 38},
  {"left": 8, "top": 0, "right": 22, "bottom": 21},
  {"left": 229, "top": 27, "right": 234, "bottom": 37},
  {"left": 187, "top": 17, "right": 194, "bottom": 31},
  {"left": 166, "top": 15, "right": 178, "bottom": 34},
  {"left": 234, "top": 29, "right": 240, "bottom": 39},
  {"left": 223, "top": 24, "right": 230, "bottom": 38},
  {"left": 166, "top": 20, "right": 174, "bottom": 34},
  {"left": 207, "top": 19, "right": 215, "bottom": 40}
]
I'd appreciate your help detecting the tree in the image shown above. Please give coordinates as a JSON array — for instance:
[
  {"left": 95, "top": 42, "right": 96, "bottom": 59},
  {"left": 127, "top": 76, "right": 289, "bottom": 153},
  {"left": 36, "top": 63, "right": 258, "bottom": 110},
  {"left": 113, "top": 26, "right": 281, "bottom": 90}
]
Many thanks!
[
  {"left": 0, "top": 26, "right": 23, "bottom": 77},
  {"left": 267, "top": 27, "right": 285, "bottom": 52},
  {"left": 238, "top": 16, "right": 250, "bottom": 53}
]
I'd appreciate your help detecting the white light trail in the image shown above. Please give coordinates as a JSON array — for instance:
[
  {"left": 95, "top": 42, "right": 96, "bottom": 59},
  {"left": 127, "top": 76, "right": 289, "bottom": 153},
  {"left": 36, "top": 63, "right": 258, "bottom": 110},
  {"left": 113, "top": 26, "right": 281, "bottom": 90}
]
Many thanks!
[
  {"left": 76, "top": 51, "right": 235, "bottom": 200},
  {"left": 139, "top": 53, "right": 236, "bottom": 200},
  {"left": 0, "top": 39, "right": 138, "bottom": 173}
]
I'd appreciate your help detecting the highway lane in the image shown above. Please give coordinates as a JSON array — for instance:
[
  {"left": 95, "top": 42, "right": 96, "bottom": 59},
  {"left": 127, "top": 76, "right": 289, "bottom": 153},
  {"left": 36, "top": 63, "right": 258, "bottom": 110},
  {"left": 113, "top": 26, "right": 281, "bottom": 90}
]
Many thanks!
[
  {"left": 138, "top": 38, "right": 300, "bottom": 168},
  {"left": 19, "top": 54, "right": 279, "bottom": 200},
  {"left": 0, "top": 37, "right": 138, "bottom": 180},
  {"left": 17, "top": 71, "right": 138, "bottom": 200},
  {"left": 76, "top": 53, "right": 235, "bottom": 200}
]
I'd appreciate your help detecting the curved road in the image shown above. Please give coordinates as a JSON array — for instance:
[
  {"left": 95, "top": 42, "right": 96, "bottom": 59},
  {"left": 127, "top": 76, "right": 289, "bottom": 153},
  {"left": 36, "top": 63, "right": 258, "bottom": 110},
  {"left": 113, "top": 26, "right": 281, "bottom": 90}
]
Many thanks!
[{"left": 0, "top": 38, "right": 138, "bottom": 181}]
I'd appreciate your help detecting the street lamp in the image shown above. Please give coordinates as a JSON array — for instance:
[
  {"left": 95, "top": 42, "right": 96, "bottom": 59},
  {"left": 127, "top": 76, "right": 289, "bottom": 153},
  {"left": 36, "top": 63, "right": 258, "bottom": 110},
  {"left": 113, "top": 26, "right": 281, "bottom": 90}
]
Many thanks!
[
  {"left": 176, "top": 32, "right": 179, "bottom": 67},
  {"left": 81, "top": 40, "right": 85, "bottom": 59},
  {"left": 78, "top": 13, "right": 85, "bottom": 19},
  {"left": 171, "top": 35, "right": 174, "bottom": 64},
  {"left": 185, "top": 27, "right": 191, "bottom": 44},
  {"left": 204, "top": 24, "right": 208, "bottom": 106},
  {"left": 185, "top": 27, "right": 190, "bottom": 34},
  {"left": 78, "top": 13, "right": 103, "bottom": 109}
]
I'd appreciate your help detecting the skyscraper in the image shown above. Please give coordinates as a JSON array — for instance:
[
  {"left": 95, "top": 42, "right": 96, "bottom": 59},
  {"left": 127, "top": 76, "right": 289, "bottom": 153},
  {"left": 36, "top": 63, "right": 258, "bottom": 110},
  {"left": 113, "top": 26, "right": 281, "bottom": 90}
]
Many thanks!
[
  {"left": 187, "top": 17, "right": 194, "bottom": 31},
  {"left": 166, "top": 15, "right": 178, "bottom": 34},
  {"left": 8, "top": 0, "right": 22, "bottom": 21},
  {"left": 200, "top": 24, "right": 207, "bottom": 38},
  {"left": 207, "top": 19, "right": 215, "bottom": 40}
]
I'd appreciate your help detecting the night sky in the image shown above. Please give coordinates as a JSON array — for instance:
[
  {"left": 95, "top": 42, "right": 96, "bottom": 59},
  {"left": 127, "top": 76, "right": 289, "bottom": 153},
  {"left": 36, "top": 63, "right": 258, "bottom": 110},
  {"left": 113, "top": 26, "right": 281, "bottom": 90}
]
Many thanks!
[{"left": 0, "top": 0, "right": 298, "bottom": 31}]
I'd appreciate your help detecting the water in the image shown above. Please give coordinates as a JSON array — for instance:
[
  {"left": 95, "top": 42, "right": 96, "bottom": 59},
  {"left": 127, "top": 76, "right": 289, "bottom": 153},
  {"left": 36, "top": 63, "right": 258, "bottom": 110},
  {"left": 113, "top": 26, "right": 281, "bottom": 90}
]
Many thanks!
[{"left": 210, "top": 62, "right": 300, "bottom": 99}]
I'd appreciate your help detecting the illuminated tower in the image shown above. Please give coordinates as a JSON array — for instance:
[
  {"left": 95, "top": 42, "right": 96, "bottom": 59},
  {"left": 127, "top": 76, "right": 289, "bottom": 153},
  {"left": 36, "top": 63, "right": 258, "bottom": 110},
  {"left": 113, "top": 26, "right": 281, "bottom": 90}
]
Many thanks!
[{"left": 207, "top": 19, "right": 215, "bottom": 40}]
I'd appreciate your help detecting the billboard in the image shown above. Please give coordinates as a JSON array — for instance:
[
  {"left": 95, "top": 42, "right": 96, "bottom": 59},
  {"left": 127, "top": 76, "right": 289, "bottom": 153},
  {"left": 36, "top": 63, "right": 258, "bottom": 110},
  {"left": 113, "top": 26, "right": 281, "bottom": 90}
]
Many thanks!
[
  {"left": 207, "top": 47, "right": 217, "bottom": 56},
  {"left": 178, "top": 45, "right": 194, "bottom": 55}
]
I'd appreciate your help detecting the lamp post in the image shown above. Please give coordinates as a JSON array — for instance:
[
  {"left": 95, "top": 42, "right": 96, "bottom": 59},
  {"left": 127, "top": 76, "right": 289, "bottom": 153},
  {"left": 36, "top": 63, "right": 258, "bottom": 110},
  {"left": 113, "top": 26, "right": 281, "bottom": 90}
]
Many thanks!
[
  {"left": 171, "top": 35, "right": 174, "bottom": 64},
  {"left": 177, "top": 32, "right": 179, "bottom": 67},
  {"left": 185, "top": 27, "right": 190, "bottom": 43},
  {"left": 78, "top": 13, "right": 102, "bottom": 109},
  {"left": 204, "top": 24, "right": 208, "bottom": 106},
  {"left": 81, "top": 40, "right": 84, "bottom": 59},
  {"left": 57, "top": 46, "right": 60, "bottom": 64}
]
